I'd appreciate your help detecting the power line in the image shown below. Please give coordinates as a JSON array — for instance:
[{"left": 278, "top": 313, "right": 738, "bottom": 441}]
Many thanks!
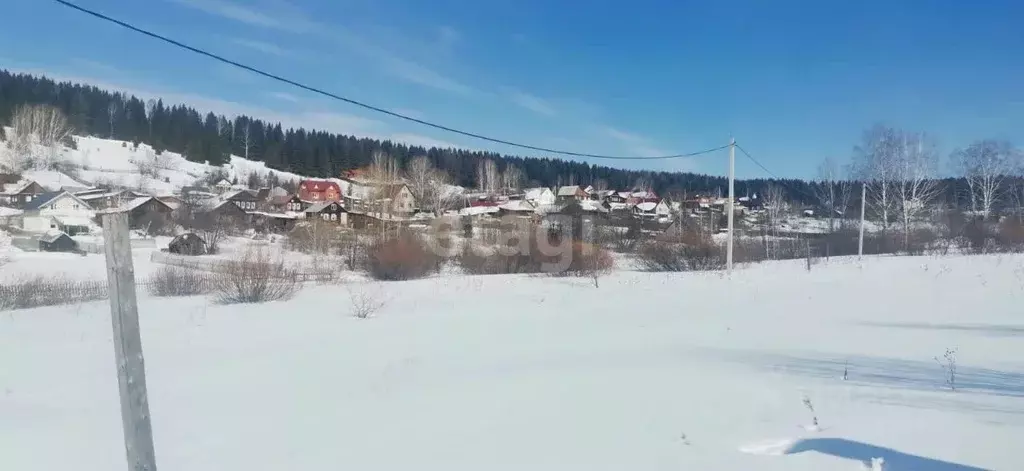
[
  {"left": 735, "top": 143, "right": 820, "bottom": 201},
  {"left": 52, "top": 0, "right": 730, "bottom": 162}
]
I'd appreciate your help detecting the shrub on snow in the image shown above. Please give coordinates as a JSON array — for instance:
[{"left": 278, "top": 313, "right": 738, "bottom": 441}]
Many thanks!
[
  {"left": 212, "top": 248, "right": 301, "bottom": 304},
  {"left": 363, "top": 233, "right": 440, "bottom": 281},
  {"left": 147, "top": 265, "right": 212, "bottom": 297}
]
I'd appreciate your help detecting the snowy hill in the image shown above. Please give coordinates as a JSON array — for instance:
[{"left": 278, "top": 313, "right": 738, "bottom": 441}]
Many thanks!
[{"left": 1, "top": 133, "right": 309, "bottom": 195}]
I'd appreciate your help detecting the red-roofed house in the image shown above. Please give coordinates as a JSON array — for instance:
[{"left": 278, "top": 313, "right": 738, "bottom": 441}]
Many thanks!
[{"left": 298, "top": 179, "right": 341, "bottom": 203}]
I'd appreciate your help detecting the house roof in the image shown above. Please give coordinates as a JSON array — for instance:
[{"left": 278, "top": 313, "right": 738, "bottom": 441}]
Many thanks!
[
  {"left": 524, "top": 187, "right": 552, "bottom": 201},
  {"left": 197, "top": 197, "right": 236, "bottom": 213},
  {"left": 557, "top": 186, "right": 582, "bottom": 196},
  {"left": 0, "top": 206, "right": 23, "bottom": 216},
  {"left": 170, "top": 233, "right": 206, "bottom": 245},
  {"left": 39, "top": 229, "right": 70, "bottom": 244},
  {"left": 1, "top": 179, "right": 37, "bottom": 195},
  {"left": 498, "top": 200, "right": 536, "bottom": 212},
  {"left": 52, "top": 215, "right": 95, "bottom": 228},
  {"left": 22, "top": 191, "right": 92, "bottom": 211},
  {"left": 635, "top": 202, "right": 659, "bottom": 212},
  {"left": 120, "top": 196, "right": 171, "bottom": 213},
  {"left": 268, "top": 194, "right": 297, "bottom": 206}
]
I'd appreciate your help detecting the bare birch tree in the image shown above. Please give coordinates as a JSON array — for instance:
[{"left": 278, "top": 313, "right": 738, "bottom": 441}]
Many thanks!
[
  {"left": 502, "top": 164, "right": 523, "bottom": 194},
  {"left": 367, "top": 152, "right": 402, "bottom": 235},
  {"left": 476, "top": 159, "right": 500, "bottom": 194},
  {"left": 814, "top": 157, "right": 853, "bottom": 233},
  {"left": 761, "top": 183, "right": 787, "bottom": 259},
  {"left": 952, "top": 140, "right": 1017, "bottom": 218},
  {"left": 406, "top": 156, "right": 458, "bottom": 215},
  {"left": 853, "top": 125, "right": 900, "bottom": 229},
  {"left": 4, "top": 104, "right": 73, "bottom": 171},
  {"left": 145, "top": 99, "right": 157, "bottom": 139},
  {"left": 893, "top": 132, "right": 942, "bottom": 249},
  {"left": 242, "top": 121, "right": 252, "bottom": 160}
]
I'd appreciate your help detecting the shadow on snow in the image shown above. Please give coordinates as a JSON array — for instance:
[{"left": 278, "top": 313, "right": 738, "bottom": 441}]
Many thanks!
[
  {"left": 785, "top": 437, "right": 990, "bottom": 471},
  {"left": 857, "top": 321, "right": 1024, "bottom": 338}
]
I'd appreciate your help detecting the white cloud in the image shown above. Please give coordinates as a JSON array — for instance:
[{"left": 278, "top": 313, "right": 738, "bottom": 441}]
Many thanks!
[
  {"left": 268, "top": 91, "right": 300, "bottom": 102},
  {"left": 600, "top": 125, "right": 672, "bottom": 158},
  {"left": 170, "top": 0, "right": 321, "bottom": 33},
  {"left": 173, "top": 0, "right": 476, "bottom": 96},
  {"left": 389, "top": 133, "right": 458, "bottom": 149},
  {"left": 230, "top": 38, "right": 291, "bottom": 56},
  {"left": 509, "top": 91, "right": 556, "bottom": 116}
]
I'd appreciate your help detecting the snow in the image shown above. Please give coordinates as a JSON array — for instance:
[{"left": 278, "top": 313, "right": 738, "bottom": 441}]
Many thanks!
[
  {"left": 635, "top": 201, "right": 658, "bottom": 211},
  {"left": 21, "top": 169, "right": 87, "bottom": 191},
  {"left": 0, "top": 206, "right": 22, "bottom": 216},
  {"left": 2, "top": 135, "right": 309, "bottom": 196},
  {"left": 459, "top": 205, "right": 500, "bottom": 216},
  {"left": 1, "top": 254, "right": 1022, "bottom": 470}
]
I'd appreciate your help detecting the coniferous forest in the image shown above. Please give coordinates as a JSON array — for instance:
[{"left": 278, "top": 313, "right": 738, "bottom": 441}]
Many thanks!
[{"left": 0, "top": 69, "right": 858, "bottom": 203}]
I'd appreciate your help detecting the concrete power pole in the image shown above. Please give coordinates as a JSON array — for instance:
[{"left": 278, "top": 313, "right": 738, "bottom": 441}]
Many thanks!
[
  {"left": 726, "top": 138, "right": 735, "bottom": 275},
  {"left": 102, "top": 211, "right": 158, "bottom": 471},
  {"left": 858, "top": 183, "right": 867, "bottom": 259}
]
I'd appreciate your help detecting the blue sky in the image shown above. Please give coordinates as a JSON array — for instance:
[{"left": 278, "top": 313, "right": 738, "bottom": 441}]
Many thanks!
[{"left": 2, "top": 0, "right": 1023, "bottom": 179}]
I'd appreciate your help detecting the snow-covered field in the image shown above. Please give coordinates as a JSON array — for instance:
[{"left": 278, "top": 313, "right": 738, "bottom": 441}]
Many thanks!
[{"left": 2, "top": 254, "right": 1023, "bottom": 470}]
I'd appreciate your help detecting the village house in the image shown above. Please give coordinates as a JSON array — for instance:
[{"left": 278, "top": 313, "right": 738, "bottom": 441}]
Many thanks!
[
  {"left": 556, "top": 186, "right": 588, "bottom": 203},
  {"left": 118, "top": 197, "right": 174, "bottom": 231},
  {"left": 304, "top": 201, "right": 348, "bottom": 225},
  {"left": 168, "top": 233, "right": 207, "bottom": 256},
  {"left": 523, "top": 187, "right": 556, "bottom": 206},
  {"left": 156, "top": 194, "right": 184, "bottom": 211},
  {"left": 298, "top": 179, "right": 342, "bottom": 203},
  {"left": 38, "top": 230, "right": 79, "bottom": 253},
  {"left": 249, "top": 211, "right": 299, "bottom": 233},
  {"left": 222, "top": 189, "right": 261, "bottom": 211},
  {"left": 632, "top": 199, "right": 671, "bottom": 220},
  {"left": 0, "top": 176, "right": 46, "bottom": 209},
  {"left": 195, "top": 197, "right": 249, "bottom": 229},
  {"left": 497, "top": 199, "right": 537, "bottom": 218},
  {"left": 20, "top": 191, "right": 96, "bottom": 235},
  {"left": 268, "top": 194, "right": 309, "bottom": 213},
  {"left": 76, "top": 188, "right": 146, "bottom": 210}
]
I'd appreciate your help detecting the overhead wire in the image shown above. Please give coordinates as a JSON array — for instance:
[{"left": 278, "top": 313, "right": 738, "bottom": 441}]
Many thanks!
[
  {"left": 735, "top": 143, "right": 820, "bottom": 201},
  {"left": 51, "top": 0, "right": 731, "bottom": 161}
]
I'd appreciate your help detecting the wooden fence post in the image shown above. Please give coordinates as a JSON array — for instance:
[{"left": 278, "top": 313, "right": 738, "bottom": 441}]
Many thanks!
[{"left": 101, "top": 211, "right": 158, "bottom": 471}]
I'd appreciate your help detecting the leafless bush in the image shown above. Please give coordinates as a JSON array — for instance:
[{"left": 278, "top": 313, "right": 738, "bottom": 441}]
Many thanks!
[
  {"left": 4, "top": 104, "right": 73, "bottom": 171},
  {"left": 348, "top": 284, "right": 386, "bottom": 319},
  {"left": 569, "top": 242, "right": 614, "bottom": 287},
  {"left": 212, "top": 248, "right": 301, "bottom": 304},
  {"left": 288, "top": 220, "right": 341, "bottom": 255},
  {"left": 934, "top": 347, "right": 958, "bottom": 391},
  {"left": 636, "top": 234, "right": 724, "bottom": 272},
  {"left": 0, "top": 276, "right": 107, "bottom": 310},
  {"left": 996, "top": 218, "right": 1024, "bottom": 253},
  {"left": 304, "top": 257, "right": 341, "bottom": 284},
  {"left": 363, "top": 233, "right": 440, "bottom": 281},
  {"left": 147, "top": 266, "right": 212, "bottom": 297}
]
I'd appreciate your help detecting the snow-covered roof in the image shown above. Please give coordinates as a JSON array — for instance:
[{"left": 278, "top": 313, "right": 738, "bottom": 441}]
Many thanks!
[
  {"left": 1, "top": 179, "right": 34, "bottom": 195},
  {"left": 305, "top": 201, "right": 345, "bottom": 213},
  {"left": 523, "top": 187, "right": 551, "bottom": 201},
  {"left": 39, "top": 229, "right": 70, "bottom": 243},
  {"left": 635, "top": 202, "right": 658, "bottom": 212},
  {"left": 578, "top": 200, "right": 610, "bottom": 213},
  {"left": 557, "top": 186, "right": 581, "bottom": 196},
  {"left": 498, "top": 200, "right": 536, "bottom": 212},
  {"left": 52, "top": 215, "right": 95, "bottom": 227},
  {"left": 78, "top": 190, "right": 125, "bottom": 201},
  {"left": 459, "top": 206, "right": 500, "bottom": 216},
  {"left": 22, "top": 170, "right": 88, "bottom": 192},
  {"left": 249, "top": 211, "right": 298, "bottom": 219},
  {"left": 120, "top": 196, "right": 161, "bottom": 212},
  {"left": 0, "top": 206, "right": 23, "bottom": 216}
]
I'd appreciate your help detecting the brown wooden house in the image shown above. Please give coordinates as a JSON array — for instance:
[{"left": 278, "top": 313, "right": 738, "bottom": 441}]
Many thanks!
[
  {"left": 304, "top": 201, "right": 348, "bottom": 225},
  {"left": 0, "top": 178, "right": 47, "bottom": 209}
]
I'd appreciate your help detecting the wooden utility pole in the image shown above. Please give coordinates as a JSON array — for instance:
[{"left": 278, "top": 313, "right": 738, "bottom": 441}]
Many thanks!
[
  {"left": 726, "top": 138, "right": 735, "bottom": 275},
  {"left": 101, "top": 211, "right": 158, "bottom": 471}
]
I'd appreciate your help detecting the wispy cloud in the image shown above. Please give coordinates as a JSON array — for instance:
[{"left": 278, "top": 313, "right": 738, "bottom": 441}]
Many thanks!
[
  {"left": 508, "top": 91, "right": 557, "bottom": 116},
  {"left": 437, "top": 26, "right": 460, "bottom": 49},
  {"left": 600, "top": 125, "right": 670, "bottom": 157},
  {"left": 171, "top": 0, "right": 476, "bottom": 96},
  {"left": 170, "top": 0, "right": 308, "bottom": 32},
  {"left": 268, "top": 91, "right": 300, "bottom": 102},
  {"left": 230, "top": 38, "right": 291, "bottom": 56}
]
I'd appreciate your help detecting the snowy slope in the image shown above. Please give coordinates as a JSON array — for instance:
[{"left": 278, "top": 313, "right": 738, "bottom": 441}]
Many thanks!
[
  {"left": 2, "top": 254, "right": 1023, "bottom": 470},
  {"left": 2, "top": 133, "right": 308, "bottom": 195}
]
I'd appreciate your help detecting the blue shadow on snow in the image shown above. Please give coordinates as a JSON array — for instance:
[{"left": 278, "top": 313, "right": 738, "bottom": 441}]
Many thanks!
[{"left": 786, "top": 438, "right": 990, "bottom": 471}]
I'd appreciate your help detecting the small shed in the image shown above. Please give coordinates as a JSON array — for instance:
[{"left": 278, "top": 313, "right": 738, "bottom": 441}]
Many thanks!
[
  {"left": 38, "top": 230, "right": 78, "bottom": 252},
  {"left": 168, "top": 233, "right": 207, "bottom": 256}
]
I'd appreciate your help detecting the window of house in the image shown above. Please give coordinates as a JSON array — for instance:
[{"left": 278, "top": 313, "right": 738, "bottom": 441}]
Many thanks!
[
  {"left": 330, "top": 213, "right": 337, "bottom": 221},
  {"left": 26, "top": 195, "right": 32, "bottom": 202},
  {"left": 322, "top": 213, "right": 329, "bottom": 221}
]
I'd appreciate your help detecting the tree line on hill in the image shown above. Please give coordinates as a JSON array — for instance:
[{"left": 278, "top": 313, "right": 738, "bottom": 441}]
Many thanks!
[
  {"left": 1, "top": 69, "right": 1021, "bottom": 219},
  {"left": 0, "top": 70, "right": 812, "bottom": 200}
]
